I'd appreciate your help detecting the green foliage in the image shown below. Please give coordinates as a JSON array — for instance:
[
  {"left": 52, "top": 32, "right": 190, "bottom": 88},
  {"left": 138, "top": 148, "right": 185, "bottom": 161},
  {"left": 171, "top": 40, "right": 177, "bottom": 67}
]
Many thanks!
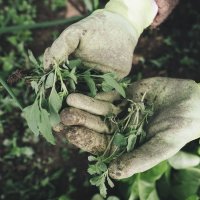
[
  {"left": 170, "top": 168, "right": 200, "bottom": 200},
  {"left": 22, "top": 53, "right": 127, "bottom": 145},
  {"left": 88, "top": 97, "right": 154, "bottom": 198},
  {"left": 0, "top": 0, "right": 36, "bottom": 76},
  {"left": 83, "top": 0, "right": 99, "bottom": 11},
  {"left": 126, "top": 162, "right": 169, "bottom": 200},
  {"left": 3, "top": 137, "right": 34, "bottom": 159}
]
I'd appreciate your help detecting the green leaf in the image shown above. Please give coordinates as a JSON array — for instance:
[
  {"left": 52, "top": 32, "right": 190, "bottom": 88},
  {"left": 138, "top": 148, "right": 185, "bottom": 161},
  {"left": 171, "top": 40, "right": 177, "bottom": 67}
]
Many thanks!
[
  {"left": 107, "top": 176, "right": 114, "bottom": 188},
  {"left": 102, "top": 74, "right": 126, "bottom": 98},
  {"left": 90, "top": 176, "right": 102, "bottom": 186},
  {"left": 99, "top": 182, "right": 107, "bottom": 198},
  {"left": 97, "top": 162, "right": 107, "bottom": 173},
  {"left": 107, "top": 197, "right": 120, "bottom": 200},
  {"left": 48, "top": 87, "right": 62, "bottom": 126},
  {"left": 69, "top": 79, "right": 76, "bottom": 91},
  {"left": 21, "top": 147, "right": 34, "bottom": 157},
  {"left": 138, "top": 162, "right": 169, "bottom": 200},
  {"left": 88, "top": 156, "right": 97, "bottom": 162},
  {"left": 186, "top": 195, "right": 200, "bottom": 200},
  {"left": 88, "top": 165, "right": 97, "bottom": 175},
  {"left": 127, "top": 176, "right": 139, "bottom": 200},
  {"left": 68, "top": 59, "right": 82, "bottom": 69},
  {"left": 138, "top": 180, "right": 159, "bottom": 200},
  {"left": 171, "top": 168, "right": 200, "bottom": 200},
  {"left": 127, "top": 134, "right": 137, "bottom": 152},
  {"left": 84, "top": 71, "right": 97, "bottom": 97},
  {"left": 101, "top": 81, "right": 113, "bottom": 92},
  {"left": 93, "top": 0, "right": 99, "bottom": 9},
  {"left": 140, "top": 161, "right": 169, "bottom": 182},
  {"left": 168, "top": 151, "right": 200, "bottom": 169},
  {"left": 52, "top": 89, "right": 62, "bottom": 109},
  {"left": 31, "top": 81, "right": 39, "bottom": 93},
  {"left": 49, "top": 104, "right": 60, "bottom": 127},
  {"left": 113, "top": 133, "right": 127, "bottom": 147},
  {"left": 41, "top": 177, "right": 50, "bottom": 187},
  {"left": 45, "top": 72, "right": 54, "bottom": 89},
  {"left": 69, "top": 67, "right": 77, "bottom": 83},
  {"left": 83, "top": 0, "right": 93, "bottom": 11},
  {"left": 23, "top": 101, "right": 40, "bottom": 136},
  {"left": 28, "top": 50, "right": 40, "bottom": 67},
  {"left": 38, "top": 108, "right": 55, "bottom": 145}
]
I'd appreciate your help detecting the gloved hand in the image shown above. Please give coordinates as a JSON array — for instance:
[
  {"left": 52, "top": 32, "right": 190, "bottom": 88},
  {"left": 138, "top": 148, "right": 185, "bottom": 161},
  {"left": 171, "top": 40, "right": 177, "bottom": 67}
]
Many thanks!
[
  {"left": 43, "top": 0, "right": 158, "bottom": 78},
  {"left": 152, "top": 0, "right": 179, "bottom": 27},
  {"left": 58, "top": 77, "right": 200, "bottom": 179}
]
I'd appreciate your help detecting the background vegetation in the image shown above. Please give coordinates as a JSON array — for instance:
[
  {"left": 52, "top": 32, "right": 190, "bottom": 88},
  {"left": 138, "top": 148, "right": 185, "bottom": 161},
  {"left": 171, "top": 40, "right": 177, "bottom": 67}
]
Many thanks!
[{"left": 0, "top": 0, "right": 199, "bottom": 199}]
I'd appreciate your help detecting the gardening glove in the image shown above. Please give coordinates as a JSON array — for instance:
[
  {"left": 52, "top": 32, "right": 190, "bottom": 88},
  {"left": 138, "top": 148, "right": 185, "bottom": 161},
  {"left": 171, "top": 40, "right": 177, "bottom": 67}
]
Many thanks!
[
  {"left": 152, "top": 0, "right": 179, "bottom": 27},
  {"left": 44, "top": 0, "right": 158, "bottom": 78},
  {"left": 58, "top": 77, "right": 200, "bottom": 179}
]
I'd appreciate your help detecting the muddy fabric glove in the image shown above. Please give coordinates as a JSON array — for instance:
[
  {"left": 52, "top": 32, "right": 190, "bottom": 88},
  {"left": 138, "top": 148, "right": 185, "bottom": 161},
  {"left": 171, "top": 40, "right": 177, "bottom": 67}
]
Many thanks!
[
  {"left": 152, "top": 0, "right": 179, "bottom": 27},
  {"left": 58, "top": 77, "right": 200, "bottom": 179},
  {"left": 44, "top": 0, "right": 158, "bottom": 78}
]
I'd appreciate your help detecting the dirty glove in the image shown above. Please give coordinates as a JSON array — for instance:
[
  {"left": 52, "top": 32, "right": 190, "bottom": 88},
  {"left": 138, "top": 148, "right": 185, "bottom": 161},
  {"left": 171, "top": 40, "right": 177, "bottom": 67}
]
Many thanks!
[
  {"left": 152, "top": 0, "right": 179, "bottom": 27},
  {"left": 59, "top": 77, "right": 200, "bottom": 179},
  {"left": 44, "top": 0, "right": 158, "bottom": 78}
]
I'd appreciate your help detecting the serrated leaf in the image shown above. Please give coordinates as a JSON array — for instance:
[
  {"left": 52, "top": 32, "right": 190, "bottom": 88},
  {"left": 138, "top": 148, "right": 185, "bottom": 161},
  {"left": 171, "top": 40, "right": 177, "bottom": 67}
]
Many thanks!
[
  {"left": 23, "top": 101, "right": 40, "bottom": 136},
  {"left": 99, "top": 182, "right": 107, "bottom": 198},
  {"left": 28, "top": 50, "right": 39, "bottom": 67},
  {"left": 113, "top": 133, "right": 127, "bottom": 147},
  {"left": 97, "top": 162, "right": 107, "bottom": 173},
  {"left": 45, "top": 73, "right": 54, "bottom": 89},
  {"left": 38, "top": 108, "right": 55, "bottom": 145},
  {"left": 102, "top": 74, "right": 126, "bottom": 98},
  {"left": 84, "top": 71, "right": 97, "bottom": 97},
  {"left": 90, "top": 176, "right": 102, "bottom": 186},
  {"left": 88, "top": 165, "right": 97, "bottom": 175}
]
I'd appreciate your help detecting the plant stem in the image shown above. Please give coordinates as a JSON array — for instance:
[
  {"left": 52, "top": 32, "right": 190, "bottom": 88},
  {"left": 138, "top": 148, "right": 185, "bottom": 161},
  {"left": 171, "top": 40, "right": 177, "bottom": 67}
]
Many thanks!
[
  {"left": 0, "top": 76, "right": 23, "bottom": 110},
  {"left": 0, "top": 15, "right": 86, "bottom": 35}
]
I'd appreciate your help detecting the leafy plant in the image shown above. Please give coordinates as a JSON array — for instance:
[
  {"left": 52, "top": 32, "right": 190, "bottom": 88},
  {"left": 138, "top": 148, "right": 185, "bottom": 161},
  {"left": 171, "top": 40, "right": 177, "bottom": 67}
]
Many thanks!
[
  {"left": 88, "top": 95, "right": 154, "bottom": 198},
  {"left": 22, "top": 52, "right": 127, "bottom": 145}
]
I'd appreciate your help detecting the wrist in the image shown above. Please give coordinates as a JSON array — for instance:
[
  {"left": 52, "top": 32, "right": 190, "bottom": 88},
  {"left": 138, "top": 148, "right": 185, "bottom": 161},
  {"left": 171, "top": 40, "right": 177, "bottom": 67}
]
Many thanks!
[{"left": 104, "top": 0, "right": 158, "bottom": 37}]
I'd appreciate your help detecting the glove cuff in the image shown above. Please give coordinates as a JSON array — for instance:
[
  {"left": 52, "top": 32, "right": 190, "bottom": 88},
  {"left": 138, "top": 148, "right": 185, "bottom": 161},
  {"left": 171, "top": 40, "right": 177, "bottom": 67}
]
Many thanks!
[{"left": 104, "top": 0, "right": 158, "bottom": 37}]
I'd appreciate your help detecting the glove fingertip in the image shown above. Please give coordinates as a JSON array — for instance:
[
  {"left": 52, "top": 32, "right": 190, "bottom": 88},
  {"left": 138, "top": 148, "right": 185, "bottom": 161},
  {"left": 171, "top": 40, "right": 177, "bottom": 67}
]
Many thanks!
[{"left": 43, "top": 47, "right": 53, "bottom": 71}]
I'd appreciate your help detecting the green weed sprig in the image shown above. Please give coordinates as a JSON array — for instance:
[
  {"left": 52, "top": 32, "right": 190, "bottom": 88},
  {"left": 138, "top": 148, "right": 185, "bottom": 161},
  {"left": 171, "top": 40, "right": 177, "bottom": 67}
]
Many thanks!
[
  {"left": 23, "top": 51, "right": 129, "bottom": 144},
  {"left": 88, "top": 94, "right": 154, "bottom": 198},
  {"left": 0, "top": 75, "right": 23, "bottom": 110}
]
